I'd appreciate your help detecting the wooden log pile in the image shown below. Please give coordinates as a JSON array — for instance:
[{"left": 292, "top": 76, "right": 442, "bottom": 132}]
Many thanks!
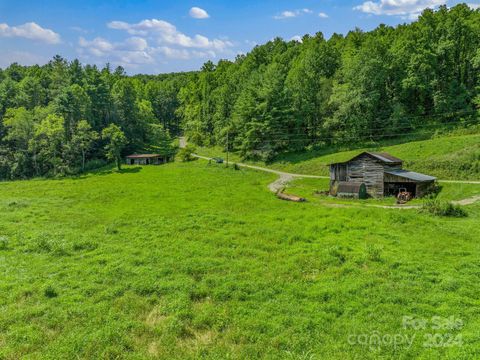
[{"left": 276, "top": 190, "right": 306, "bottom": 203}]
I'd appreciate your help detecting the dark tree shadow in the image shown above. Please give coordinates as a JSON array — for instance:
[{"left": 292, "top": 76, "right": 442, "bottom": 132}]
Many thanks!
[
  {"left": 117, "top": 167, "right": 142, "bottom": 174},
  {"left": 70, "top": 166, "right": 142, "bottom": 180}
]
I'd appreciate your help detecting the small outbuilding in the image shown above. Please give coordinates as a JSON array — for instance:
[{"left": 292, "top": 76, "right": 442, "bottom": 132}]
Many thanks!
[
  {"left": 126, "top": 154, "right": 173, "bottom": 166},
  {"left": 332, "top": 182, "right": 368, "bottom": 199},
  {"left": 329, "top": 152, "right": 436, "bottom": 198}
]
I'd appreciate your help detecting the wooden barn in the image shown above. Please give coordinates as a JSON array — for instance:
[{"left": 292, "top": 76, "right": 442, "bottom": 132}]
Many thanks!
[
  {"left": 126, "top": 154, "right": 173, "bottom": 165},
  {"left": 329, "top": 152, "right": 436, "bottom": 198}
]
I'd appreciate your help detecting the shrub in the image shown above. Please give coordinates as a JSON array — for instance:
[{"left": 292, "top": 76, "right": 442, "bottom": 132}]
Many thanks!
[
  {"left": 421, "top": 199, "right": 467, "bottom": 218},
  {"left": 178, "top": 145, "right": 197, "bottom": 162},
  {"left": 44, "top": 285, "right": 58, "bottom": 298}
]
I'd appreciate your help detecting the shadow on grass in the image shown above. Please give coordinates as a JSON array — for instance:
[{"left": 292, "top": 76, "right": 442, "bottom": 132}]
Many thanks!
[
  {"left": 117, "top": 167, "right": 142, "bottom": 174},
  {"left": 71, "top": 166, "right": 143, "bottom": 180}
]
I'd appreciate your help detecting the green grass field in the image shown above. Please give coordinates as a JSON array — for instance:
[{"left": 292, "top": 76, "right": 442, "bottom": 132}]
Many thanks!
[{"left": 1, "top": 161, "right": 480, "bottom": 359}]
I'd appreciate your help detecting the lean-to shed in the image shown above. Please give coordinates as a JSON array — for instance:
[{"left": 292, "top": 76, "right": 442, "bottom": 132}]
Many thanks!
[{"left": 126, "top": 154, "right": 173, "bottom": 165}]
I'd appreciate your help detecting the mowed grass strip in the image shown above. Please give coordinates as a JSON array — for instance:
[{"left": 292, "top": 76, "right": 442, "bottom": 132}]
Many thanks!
[{"left": 1, "top": 162, "right": 480, "bottom": 359}]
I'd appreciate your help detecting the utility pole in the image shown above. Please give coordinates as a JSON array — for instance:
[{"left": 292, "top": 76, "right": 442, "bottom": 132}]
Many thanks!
[{"left": 226, "top": 131, "right": 229, "bottom": 168}]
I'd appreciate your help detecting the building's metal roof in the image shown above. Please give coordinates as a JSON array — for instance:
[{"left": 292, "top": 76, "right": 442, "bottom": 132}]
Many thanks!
[
  {"left": 126, "top": 154, "right": 162, "bottom": 159},
  {"left": 385, "top": 169, "right": 436, "bottom": 182},
  {"left": 367, "top": 152, "right": 403, "bottom": 164},
  {"left": 328, "top": 151, "right": 403, "bottom": 165}
]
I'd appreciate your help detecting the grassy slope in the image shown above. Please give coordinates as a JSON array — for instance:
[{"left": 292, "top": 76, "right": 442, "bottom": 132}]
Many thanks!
[
  {"left": 198, "top": 133, "right": 480, "bottom": 179},
  {"left": 1, "top": 162, "right": 480, "bottom": 359}
]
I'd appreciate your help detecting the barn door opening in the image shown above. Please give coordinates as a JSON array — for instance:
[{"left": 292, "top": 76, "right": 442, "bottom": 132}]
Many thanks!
[{"left": 384, "top": 182, "right": 417, "bottom": 197}]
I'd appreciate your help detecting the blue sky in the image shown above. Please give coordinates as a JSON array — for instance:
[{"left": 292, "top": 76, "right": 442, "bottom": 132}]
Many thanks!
[{"left": 0, "top": 0, "right": 479, "bottom": 74}]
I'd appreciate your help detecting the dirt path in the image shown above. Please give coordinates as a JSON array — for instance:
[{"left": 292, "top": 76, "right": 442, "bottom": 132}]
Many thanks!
[
  {"left": 438, "top": 180, "right": 480, "bottom": 184},
  {"left": 268, "top": 174, "right": 294, "bottom": 193},
  {"left": 179, "top": 137, "right": 327, "bottom": 182},
  {"left": 179, "top": 136, "right": 188, "bottom": 149},
  {"left": 190, "top": 153, "right": 328, "bottom": 193},
  {"left": 181, "top": 138, "right": 480, "bottom": 207},
  {"left": 193, "top": 153, "right": 480, "bottom": 207},
  {"left": 453, "top": 195, "right": 480, "bottom": 206}
]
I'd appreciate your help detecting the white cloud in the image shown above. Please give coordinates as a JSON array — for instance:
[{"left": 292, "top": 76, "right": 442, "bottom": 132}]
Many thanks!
[
  {"left": 0, "top": 22, "right": 60, "bottom": 44},
  {"left": 155, "top": 47, "right": 217, "bottom": 60},
  {"left": 155, "top": 47, "right": 192, "bottom": 60},
  {"left": 121, "top": 37, "right": 148, "bottom": 51},
  {"left": 290, "top": 35, "right": 303, "bottom": 42},
  {"left": 274, "top": 8, "right": 312, "bottom": 20},
  {"left": 79, "top": 37, "right": 114, "bottom": 56},
  {"left": 77, "top": 18, "right": 236, "bottom": 70},
  {"left": 354, "top": 0, "right": 445, "bottom": 18},
  {"left": 318, "top": 12, "right": 329, "bottom": 18},
  {"left": 78, "top": 36, "right": 153, "bottom": 65},
  {"left": 78, "top": 35, "right": 230, "bottom": 70},
  {"left": 189, "top": 7, "right": 210, "bottom": 19},
  {"left": 107, "top": 19, "right": 232, "bottom": 50},
  {"left": 467, "top": 3, "right": 480, "bottom": 9},
  {"left": 276, "top": 11, "right": 296, "bottom": 19}
]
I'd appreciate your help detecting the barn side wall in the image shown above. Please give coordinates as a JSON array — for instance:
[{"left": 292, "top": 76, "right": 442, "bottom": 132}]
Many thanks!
[{"left": 346, "top": 155, "right": 385, "bottom": 197}]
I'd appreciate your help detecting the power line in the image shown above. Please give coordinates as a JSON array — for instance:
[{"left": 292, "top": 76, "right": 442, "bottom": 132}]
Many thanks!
[
  {"left": 234, "top": 109, "right": 479, "bottom": 136},
  {"left": 224, "top": 114, "right": 480, "bottom": 143},
  {"left": 238, "top": 127, "right": 480, "bottom": 147},
  {"left": 253, "top": 120, "right": 479, "bottom": 138}
]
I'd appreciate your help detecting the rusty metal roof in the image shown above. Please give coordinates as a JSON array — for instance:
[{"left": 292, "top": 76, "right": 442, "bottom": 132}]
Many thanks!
[
  {"left": 126, "top": 154, "right": 163, "bottom": 159},
  {"left": 385, "top": 169, "right": 436, "bottom": 182}
]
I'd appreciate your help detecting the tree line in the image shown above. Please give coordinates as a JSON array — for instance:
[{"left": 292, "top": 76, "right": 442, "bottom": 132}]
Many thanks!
[
  {"left": 0, "top": 58, "right": 187, "bottom": 179},
  {"left": 178, "top": 4, "right": 480, "bottom": 160},
  {"left": 1, "top": 4, "right": 479, "bottom": 179}
]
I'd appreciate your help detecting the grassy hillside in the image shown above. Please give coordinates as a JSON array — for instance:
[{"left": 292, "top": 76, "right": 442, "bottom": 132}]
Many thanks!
[
  {"left": 198, "top": 133, "right": 480, "bottom": 180},
  {"left": 1, "top": 162, "right": 480, "bottom": 359}
]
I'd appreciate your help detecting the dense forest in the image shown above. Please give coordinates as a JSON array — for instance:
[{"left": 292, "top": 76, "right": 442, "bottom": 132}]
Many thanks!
[
  {"left": 179, "top": 4, "right": 480, "bottom": 160},
  {"left": 0, "top": 60, "right": 188, "bottom": 179},
  {"left": 1, "top": 4, "right": 479, "bottom": 179}
]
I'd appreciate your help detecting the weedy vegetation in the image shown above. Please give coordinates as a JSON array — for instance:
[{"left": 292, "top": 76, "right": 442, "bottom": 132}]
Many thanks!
[
  {"left": 1, "top": 161, "right": 480, "bottom": 359},
  {"left": 421, "top": 199, "right": 468, "bottom": 218}
]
